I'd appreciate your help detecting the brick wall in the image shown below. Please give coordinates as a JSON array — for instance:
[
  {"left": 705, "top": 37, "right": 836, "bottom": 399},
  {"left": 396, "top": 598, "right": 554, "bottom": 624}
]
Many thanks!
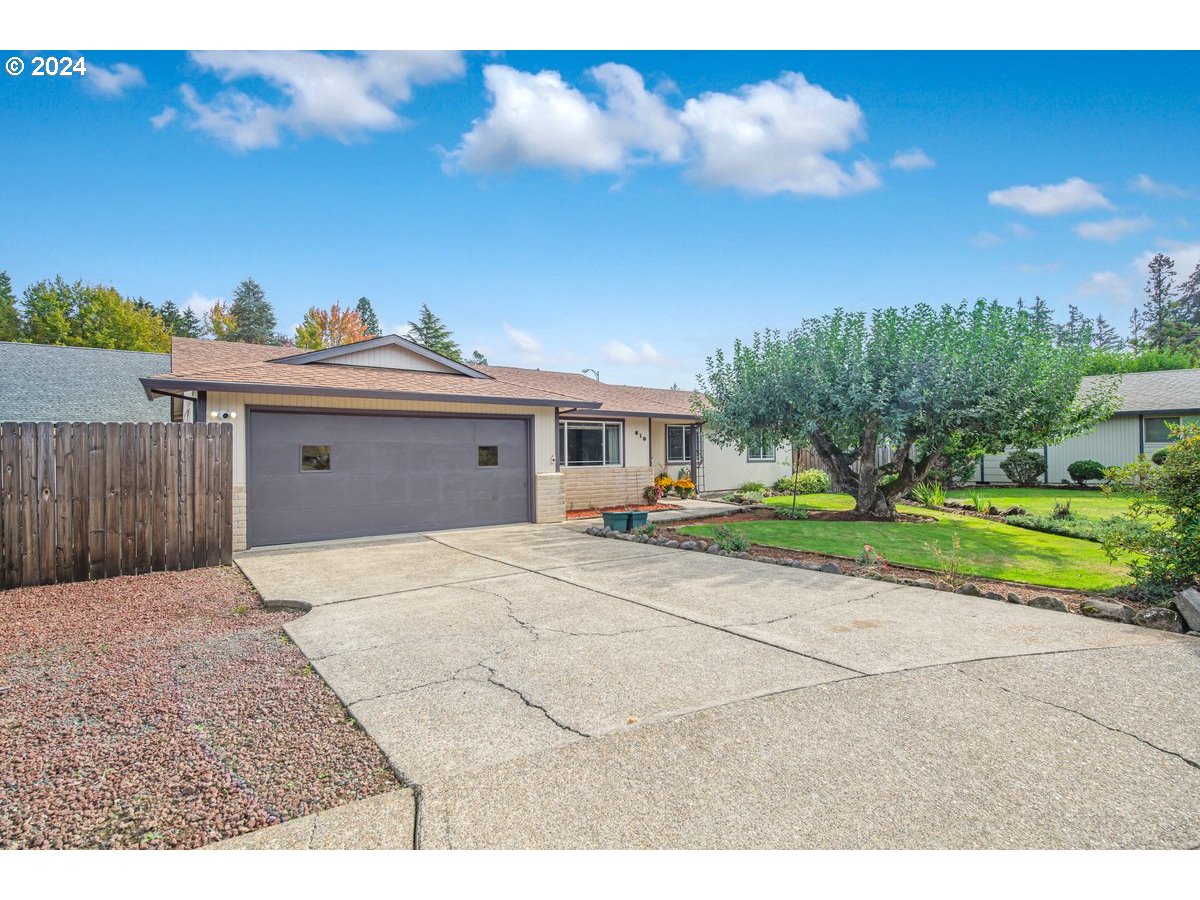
[
  {"left": 563, "top": 466, "right": 656, "bottom": 511},
  {"left": 232, "top": 484, "right": 247, "bottom": 552},
  {"left": 535, "top": 472, "right": 565, "bottom": 523}
]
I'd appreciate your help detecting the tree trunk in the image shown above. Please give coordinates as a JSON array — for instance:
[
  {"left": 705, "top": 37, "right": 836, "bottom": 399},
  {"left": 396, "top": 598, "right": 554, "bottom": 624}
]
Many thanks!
[{"left": 852, "top": 424, "right": 898, "bottom": 520}]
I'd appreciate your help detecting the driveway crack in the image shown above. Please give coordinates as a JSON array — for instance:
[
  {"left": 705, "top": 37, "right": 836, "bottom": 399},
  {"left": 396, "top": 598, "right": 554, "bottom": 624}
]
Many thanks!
[
  {"left": 950, "top": 664, "right": 1200, "bottom": 772},
  {"left": 479, "top": 663, "right": 590, "bottom": 738}
]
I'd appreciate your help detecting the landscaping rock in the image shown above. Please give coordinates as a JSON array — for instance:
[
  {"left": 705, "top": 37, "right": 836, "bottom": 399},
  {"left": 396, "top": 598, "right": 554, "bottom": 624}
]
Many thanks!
[
  {"left": 1028, "top": 595, "right": 1069, "bottom": 613},
  {"left": 912, "top": 580, "right": 938, "bottom": 590},
  {"left": 956, "top": 583, "right": 983, "bottom": 597},
  {"left": 663, "top": 540, "right": 679, "bottom": 549},
  {"left": 1172, "top": 588, "right": 1200, "bottom": 632},
  {"left": 983, "top": 591, "right": 1006, "bottom": 602},
  {"left": 706, "top": 544, "right": 722, "bottom": 554},
  {"left": 1001, "top": 505, "right": 1026, "bottom": 516},
  {"left": 820, "top": 562, "right": 843, "bottom": 575},
  {"left": 585, "top": 526, "right": 598, "bottom": 535},
  {"left": 801, "top": 562, "right": 823, "bottom": 571},
  {"left": 679, "top": 541, "right": 697, "bottom": 551},
  {"left": 1080, "top": 598, "right": 1135, "bottom": 623},
  {"left": 1005, "top": 592, "right": 1024, "bottom": 604},
  {"left": 694, "top": 541, "right": 708, "bottom": 551},
  {"left": 987, "top": 505, "right": 1001, "bottom": 516},
  {"left": 735, "top": 551, "right": 752, "bottom": 560},
  {"left": 1132, "top": 607, "right": 1185, "bottom": 633}
]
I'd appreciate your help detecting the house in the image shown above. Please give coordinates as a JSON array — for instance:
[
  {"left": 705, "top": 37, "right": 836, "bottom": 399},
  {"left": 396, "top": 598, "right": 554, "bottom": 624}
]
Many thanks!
[
  {"left": 139, "top": 335, "right": 791, "bottom": 549},
  {"left": 0, "top": 342, "right": 185, "bottom": 423},
  {"left": 977, "top": 368, "right": 1200, "bottom": 484}
]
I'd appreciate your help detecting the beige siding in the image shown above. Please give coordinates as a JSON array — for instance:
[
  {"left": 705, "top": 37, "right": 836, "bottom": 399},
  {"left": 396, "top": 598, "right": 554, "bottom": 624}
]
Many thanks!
[
  {"left": 324, "top": 344, "right": 459, "bottom": 373},
  {"left": 980, "top": 415, "right": 1143, "bottom": 484}
]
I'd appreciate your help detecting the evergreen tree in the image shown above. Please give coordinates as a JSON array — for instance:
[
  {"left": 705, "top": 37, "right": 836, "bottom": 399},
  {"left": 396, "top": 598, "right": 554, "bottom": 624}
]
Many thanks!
[
  {"left": 355, "top": 297, "right": 382, "bottom": 337},
  {"left": 0, "top": 270, "right": 20, "bottom": 342},
  {"left": 1092, "top": 314, "right": 1123, "bottom": 351},
  {"left": 1140, "top": 253, "right": 1180, "bottom": 350},
  {"left": 1178, "top": 260, "right": 1200, "bottom": 344},
  {"left": 469, "top": 349, "right": 488, "bottom": 365},
  {"left": 1129, "top": 308, "right": 1144, "bottom": 350},
  {"left": 226, "top": 277, "right": 277, "bottom": 344},
  {"left": 156, "top": 300, "right": 204, "bottom": 338},
  {"left": 1062, "top": 304, "right": 1093, "bottom": 343},
  {"left": 405, "top": 302, "right": 462, "bottom": 361}
]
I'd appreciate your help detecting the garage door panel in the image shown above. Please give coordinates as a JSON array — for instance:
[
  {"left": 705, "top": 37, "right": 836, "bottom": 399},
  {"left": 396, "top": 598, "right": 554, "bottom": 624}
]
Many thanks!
[{"left": 247, "top": 411, "right": 531, "bottom": 547}]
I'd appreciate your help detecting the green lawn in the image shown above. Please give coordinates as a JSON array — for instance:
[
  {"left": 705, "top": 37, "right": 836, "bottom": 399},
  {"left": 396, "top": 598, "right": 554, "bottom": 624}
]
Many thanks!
[
  {"left": 943, "top": 486, "right": 1134, "bottom": 520},
  {"left": 679, "top": 493, "right": 1133, "bottom": 591}
]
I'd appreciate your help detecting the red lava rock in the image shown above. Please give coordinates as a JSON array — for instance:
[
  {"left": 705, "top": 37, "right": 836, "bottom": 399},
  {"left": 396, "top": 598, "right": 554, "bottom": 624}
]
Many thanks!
[{"left": 0, "top": 567, "right": 399, "bottom": 850}]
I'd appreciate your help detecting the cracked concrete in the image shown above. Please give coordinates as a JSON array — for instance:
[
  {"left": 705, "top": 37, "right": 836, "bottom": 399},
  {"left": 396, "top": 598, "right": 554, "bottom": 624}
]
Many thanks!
[{"left": 227, "top": 522, "right": 1200, "bottom": 849}]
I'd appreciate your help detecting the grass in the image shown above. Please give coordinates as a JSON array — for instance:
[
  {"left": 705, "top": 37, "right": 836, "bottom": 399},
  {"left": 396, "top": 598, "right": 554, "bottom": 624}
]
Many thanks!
[
  {"left": 943, "top": 486, "right": 1134, "bottom": 520},
  {"left": 678, "top": 493, "right": 1134, "bottom": 591}
]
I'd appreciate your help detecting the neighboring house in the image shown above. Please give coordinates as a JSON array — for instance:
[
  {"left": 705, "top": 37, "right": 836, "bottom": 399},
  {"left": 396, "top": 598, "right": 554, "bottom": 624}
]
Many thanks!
[
  {"left": 977, "top": 368, "right": 1200, "bottom": 484},
  {"left": 140, "top": 335, "right": 790, "bottom": 549},
  {"left": 0, "top": 342, "right": 185, "bottom": 423}
]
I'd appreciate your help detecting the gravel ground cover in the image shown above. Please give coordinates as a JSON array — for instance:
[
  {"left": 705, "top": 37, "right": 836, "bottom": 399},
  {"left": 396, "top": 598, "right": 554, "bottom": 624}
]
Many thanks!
[{"left": 0, "top": 567, "right": 399, "bottom": 849}]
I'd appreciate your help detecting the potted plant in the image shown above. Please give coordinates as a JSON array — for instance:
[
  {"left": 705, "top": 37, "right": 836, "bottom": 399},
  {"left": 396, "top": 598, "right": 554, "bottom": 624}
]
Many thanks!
[{"left": 602, "top": 509, "right": 632, "bottom": 532}]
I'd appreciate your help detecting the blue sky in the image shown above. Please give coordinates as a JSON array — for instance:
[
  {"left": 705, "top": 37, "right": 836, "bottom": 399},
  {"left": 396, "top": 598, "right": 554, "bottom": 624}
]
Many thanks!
[{"left": 1, "top": 50, "right": 1197, "bottom": 386}]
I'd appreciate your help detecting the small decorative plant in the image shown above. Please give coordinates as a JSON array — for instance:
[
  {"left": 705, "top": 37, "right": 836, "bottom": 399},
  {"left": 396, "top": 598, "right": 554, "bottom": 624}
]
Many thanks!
[
  {"left": 926, "top": 534, "right": 967, "bottom": 588},
  {"left": 911, "top": 480, "right": 946, "bottom": 508},
  {"left": 738, "top": 480, "right": 768, "bottom": 493},
  {"left": 856, "top": 543, "right": 887, "bottom": 571},
  {"left": 964, "top": 489, "right": 990, "bottom": 513},
  {"left": 1067, "top": 459, "right": 1106, "bottom": 485},
  {"left": 674, "top": 475, "right": 696, "bottom": 498},
  {"left": 712, "top": 524, "right": 750, "bottom": 553},
  {"left": 643, "top": 483, "right": 665, "bottom": 503},
  {"left": 654, "top": 472, "right": 675, "bottom": 496},
  {"left": 1051, "top": 499, "right": 1073, "bottom": 519}
]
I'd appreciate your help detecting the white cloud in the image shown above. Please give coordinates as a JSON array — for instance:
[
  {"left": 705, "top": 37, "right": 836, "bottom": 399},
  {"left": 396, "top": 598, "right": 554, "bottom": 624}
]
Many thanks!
[
  {"left": 603, "top": 339, "right": 668, "bottom": 365},
  {"left": 971, "top": 231, "right": 1003, "bottom": 248},
  {"left": 889, "top": 148, "right": 935, "bottom": 171},
  {"left": 679, "top": 72, "right": 879, "bottom": 197},
  {"left": 180, "top": 51, "right": 464, "bottom": 151},
  {"left": 1129, "top": 173, "right": 1188, "bottom": 198},
  {"left": 1074, "top": 215, "right": 1153, "bottom": 243},
  {"left": 150, "top": 106, "right": 178, "bottom": 129},
  {"left": 502, "top": 323, "right": 542, "bottom": 354},
  {"left": 450, "top": 66, "right": 879, "bottom": 197},
  {"left": 448, "top": 63, "right": 685, "bottom": 174},
  {"left": 1077, "top": 272, "right": 1133, "bottom": 303},
  {"left": 182, "top": 291, "right": 219, "bottom": 318},
  {"left": 1134, "top": 241, "right": 1200, "bottom": 278},
  {"left": 85, "top": 62, "right": 146, "bottom": 98},
  {"left": 987, "top": 177, "right": 1112, "bottom": 216}
]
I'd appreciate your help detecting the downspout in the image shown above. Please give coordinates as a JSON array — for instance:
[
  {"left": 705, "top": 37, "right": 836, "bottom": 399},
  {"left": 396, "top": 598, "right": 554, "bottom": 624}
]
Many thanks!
[
  {"left": 689, "top": 423, "right": 698, "bottom": 490},
  {"left": 554, "top": 407, "right": 561, "bottom": 472},
  {"left": 1043, "top": 445, "right": 1050, "bottom": 484},
  {"left": 1138, "top": 414, "right": 1145, "bottom": 457}
]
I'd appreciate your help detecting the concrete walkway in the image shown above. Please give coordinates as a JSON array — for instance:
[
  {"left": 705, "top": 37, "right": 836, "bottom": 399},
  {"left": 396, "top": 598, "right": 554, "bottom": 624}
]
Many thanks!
[{"left": 230, "top": 524, "right": 1200, "bottom": 849}]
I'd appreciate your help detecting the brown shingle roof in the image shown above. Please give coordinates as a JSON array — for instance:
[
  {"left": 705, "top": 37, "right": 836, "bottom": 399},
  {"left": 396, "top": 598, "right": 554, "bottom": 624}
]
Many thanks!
[{"left": 145, "top": 338, "right": 701, "bottom": 417}]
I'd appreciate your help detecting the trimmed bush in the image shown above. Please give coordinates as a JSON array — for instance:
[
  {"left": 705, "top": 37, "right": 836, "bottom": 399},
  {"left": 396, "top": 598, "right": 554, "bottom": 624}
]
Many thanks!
[
  {"left": 1000, "top": 449, "right": 1046, "bottom": 486},
  {"left": 773, "top": 469, "right": 831, "bottom": 494},
  {"left": 1151, "top": 448, "right": 1169, "bottom": 465},
  {"left": 1067, "top": 459, "right": 1106, "bottom": 485}
]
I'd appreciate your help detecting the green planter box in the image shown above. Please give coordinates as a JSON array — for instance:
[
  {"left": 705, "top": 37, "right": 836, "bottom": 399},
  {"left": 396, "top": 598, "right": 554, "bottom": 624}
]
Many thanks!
[
  {"left": 602, "top": 511, "right": 632, "bottom": 532},
  {"left": 627, "top": 511, "right": 649, "bottom": 530}
]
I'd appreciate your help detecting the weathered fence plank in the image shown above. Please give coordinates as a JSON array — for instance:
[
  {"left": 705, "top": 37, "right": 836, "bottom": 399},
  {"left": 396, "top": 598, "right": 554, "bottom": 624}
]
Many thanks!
[{"left": 0, "top": 422, "right": 232, "bottom": 589}]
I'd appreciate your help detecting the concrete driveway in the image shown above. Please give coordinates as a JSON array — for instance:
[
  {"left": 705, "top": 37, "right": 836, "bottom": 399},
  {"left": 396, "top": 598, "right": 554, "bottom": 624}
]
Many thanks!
[{"left": 235, "top": 524, "right": 1200, "bottom": 849}]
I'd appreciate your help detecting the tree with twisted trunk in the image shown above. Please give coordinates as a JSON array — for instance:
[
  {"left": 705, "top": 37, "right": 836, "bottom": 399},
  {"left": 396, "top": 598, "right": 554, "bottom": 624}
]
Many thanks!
[{"left": 698, "top": 300, "right": 1116, "bottom": 521}]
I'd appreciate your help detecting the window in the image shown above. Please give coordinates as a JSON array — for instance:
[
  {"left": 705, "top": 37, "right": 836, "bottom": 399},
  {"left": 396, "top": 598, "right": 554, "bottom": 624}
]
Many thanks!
[
  {"left": 478, "top": 445, "right": 499, "bottom": 467},
  {"left": 301, "top": 444, "right": 331, "bottom": 471},
  {"left": 666, "top": 424, "right": 694, "bottom": 463},
  {"left": 170, "top": 396, "right": 185, "bottom": 423},
  {"left": 1144, "top": 416, "right": 1181, "bottom": 444},
  {"left": 558, "top": 420, "right": 622, "bottom": 467},
  {"left": 748, "top": 433, "right": 775, "bottom": 462}
]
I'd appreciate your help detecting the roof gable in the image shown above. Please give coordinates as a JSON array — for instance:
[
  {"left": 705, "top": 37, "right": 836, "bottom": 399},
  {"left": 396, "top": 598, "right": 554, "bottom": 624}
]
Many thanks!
[{"left": 276, "top": 334, "right": 487, "bottom": 378}]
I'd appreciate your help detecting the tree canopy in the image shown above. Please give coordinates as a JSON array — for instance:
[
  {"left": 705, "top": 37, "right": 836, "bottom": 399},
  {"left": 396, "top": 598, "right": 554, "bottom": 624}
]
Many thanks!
[
  {"left": 699, "top": 300, "right": 1116, "bottom": 519},
  {"left": 406, "top": 302, "right": 463, "bottom": 361},
  {"left": 355, "top": 297, "right": 382, "bottom": 337},
  {"left": 15, "top": 277, "right": 170, "bottom": 352},
  {"left": 223, "top": 277, "right": 279, "bottom": 344},
  {"left": 294, "top": 303, "right": 370, "bottom": 350},
  {"left": 156, "top": 300, "right": 203, "bottom": 338},
  {"left": 0, "top": 271, "right": 19, "bottom": 342}
]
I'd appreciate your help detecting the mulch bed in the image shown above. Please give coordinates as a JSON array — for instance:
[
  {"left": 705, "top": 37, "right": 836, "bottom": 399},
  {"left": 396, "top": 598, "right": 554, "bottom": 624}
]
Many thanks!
[
  {"left": 657, "top": 511, "right": 1147, "bottom": 613},
  {"left": 0, "top": 568, "right": 399, "bottom": 850},
  {"left": 565, "top": 502, "right": 682, "bottom": 519}
]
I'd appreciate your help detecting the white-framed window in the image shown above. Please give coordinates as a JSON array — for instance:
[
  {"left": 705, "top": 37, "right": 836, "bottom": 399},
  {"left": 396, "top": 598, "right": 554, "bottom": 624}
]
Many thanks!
[
  {"left": 748, "top": 433, "right": 775, "bottom": 462},
  {"left": 666, "top": 424, "right": 694, "bottom": 464},
  {"left": 1144, "top": 416, "right": 1181, "bottom": 444},
  {"left": 559, "top": 420, "right": 622, "bottom": 467}
]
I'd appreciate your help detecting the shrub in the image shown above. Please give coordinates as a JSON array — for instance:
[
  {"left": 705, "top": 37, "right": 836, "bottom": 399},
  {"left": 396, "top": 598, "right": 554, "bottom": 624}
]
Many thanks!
[
  {"left": 1004, "top": 513, "right": 1113, "bottom": 543},
  {"left": 1067, "top": 459, "right": 1106, "bottom": 485},
  {"left": 1051, "top": 499, "right": 1073, "bottom": 519},
  {"left": 773, "top": 469, "right": 831, "bottom": 495},
  {"left": 910, "top": 480, "right": 946, "bottom": 508},
  {"left": 774, "top": 506, "right": 809, "bottom": 520},
  {"left": 1000, "top": 449, "right": 1046, "bottom": 486},
  {"left": 634, "top": 523, "right": 657, "bottom": 538},
  {"left": 1103, "top": 423, "right": 1200, "bottom": 595},
  {"left": 712, "top": 524, "right": 750, "bottom": 553},
  {"left": 1151, "top": 448, "right": 1169, "bottom": 465},
  {"left": 738, "top": 481, "right": 768, "bottom": 493}
]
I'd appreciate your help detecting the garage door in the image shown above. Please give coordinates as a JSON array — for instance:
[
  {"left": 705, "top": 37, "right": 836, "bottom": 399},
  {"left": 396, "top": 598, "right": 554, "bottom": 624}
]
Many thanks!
[{"left": 247, "top": 411, "right": 531, "bottom": 547}]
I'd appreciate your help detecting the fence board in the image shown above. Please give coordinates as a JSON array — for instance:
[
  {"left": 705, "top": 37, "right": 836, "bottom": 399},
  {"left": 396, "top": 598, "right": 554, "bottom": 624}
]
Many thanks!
[
  {"left": 87, "top": 424, "right": 106, "bottom": 582},
  {"left": 0, "top": 422, "right": 232, "bottom": 588},
  {"left": 1, "top": 424, "right": 20, "bottom": 588}
]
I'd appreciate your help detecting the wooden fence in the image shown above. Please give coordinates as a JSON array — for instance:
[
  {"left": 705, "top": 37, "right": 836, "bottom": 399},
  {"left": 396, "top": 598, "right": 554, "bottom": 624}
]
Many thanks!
[{"left": 0, "top": 422, "right": 232, "bottom": 589}]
